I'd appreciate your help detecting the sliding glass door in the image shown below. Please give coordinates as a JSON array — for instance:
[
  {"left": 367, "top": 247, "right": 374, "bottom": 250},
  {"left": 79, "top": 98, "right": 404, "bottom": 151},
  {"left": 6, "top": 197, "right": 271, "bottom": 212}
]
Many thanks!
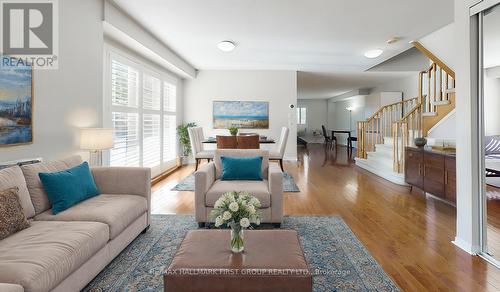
[
  {"left": 106, "top": 51, "right": 178, "bottom": 177},
  {"left": 478, "top": 1, "right": 500, "bottom": 265}
]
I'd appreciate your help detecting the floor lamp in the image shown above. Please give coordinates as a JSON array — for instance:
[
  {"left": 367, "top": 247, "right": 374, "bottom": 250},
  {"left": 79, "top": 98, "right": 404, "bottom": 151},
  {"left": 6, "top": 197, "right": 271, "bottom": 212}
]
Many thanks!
[
  {"left": 80, "top": 128, "right": 114, "bottom": 166},
  {"left": 346, "top": 106, "right": 355, "bottom": 131}
]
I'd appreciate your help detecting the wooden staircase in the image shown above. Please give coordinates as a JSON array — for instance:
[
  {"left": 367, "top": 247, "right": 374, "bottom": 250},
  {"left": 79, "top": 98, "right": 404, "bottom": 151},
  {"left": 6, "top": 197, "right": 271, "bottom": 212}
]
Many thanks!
[{"left": 355, "top": 42, "right": 455, "bottom": 184}]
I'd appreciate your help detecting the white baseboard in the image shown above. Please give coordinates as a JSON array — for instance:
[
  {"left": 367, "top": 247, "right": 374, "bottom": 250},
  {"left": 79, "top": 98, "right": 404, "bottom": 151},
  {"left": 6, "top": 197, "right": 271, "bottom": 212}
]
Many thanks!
[{"left": 452, "top": 237, "right": 480, "bottom": 255}]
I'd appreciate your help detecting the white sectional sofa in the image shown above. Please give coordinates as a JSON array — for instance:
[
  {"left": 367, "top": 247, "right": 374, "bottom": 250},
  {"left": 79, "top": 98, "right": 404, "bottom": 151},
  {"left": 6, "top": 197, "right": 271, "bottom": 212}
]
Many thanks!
[{"left": 0, "top": 156, "right": 151, "bottom": 292}]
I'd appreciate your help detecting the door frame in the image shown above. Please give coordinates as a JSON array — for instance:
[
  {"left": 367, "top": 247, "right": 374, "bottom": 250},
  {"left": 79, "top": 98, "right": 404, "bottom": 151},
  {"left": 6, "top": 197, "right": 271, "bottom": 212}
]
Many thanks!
[{"left": 472, "top": 0, "right": 500, "bottom": 268}]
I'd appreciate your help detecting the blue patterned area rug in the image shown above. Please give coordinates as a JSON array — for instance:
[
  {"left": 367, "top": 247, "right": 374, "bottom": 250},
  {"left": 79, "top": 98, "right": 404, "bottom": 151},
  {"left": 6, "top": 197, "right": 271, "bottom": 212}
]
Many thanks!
[
  {"left": 84, "top": 215, "right": 399, "bottom": 292},
  {"left": 171, "top": 172, "right": 300, "bottom": 192}
]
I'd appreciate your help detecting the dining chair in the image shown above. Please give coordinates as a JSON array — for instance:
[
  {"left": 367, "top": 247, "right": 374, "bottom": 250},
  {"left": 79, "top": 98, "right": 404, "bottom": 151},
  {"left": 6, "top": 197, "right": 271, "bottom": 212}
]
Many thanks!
[
  {"left": 270, "top": 127, "right": 289, "bottom": 171},
  {"left": 322, "top": 125, "right": 336, "bottom": 149},
  {"left": 237, "top": 135, "right": 260, "bottom": 149},
  {"left": 188, "top": 127, "right": 214, "bottom": 170},
  {"left": 216, "top": 135, "right": 237, "bottom": 149},
  {"left": 347, "top": 136, "right": 357, "bottom": 157}
]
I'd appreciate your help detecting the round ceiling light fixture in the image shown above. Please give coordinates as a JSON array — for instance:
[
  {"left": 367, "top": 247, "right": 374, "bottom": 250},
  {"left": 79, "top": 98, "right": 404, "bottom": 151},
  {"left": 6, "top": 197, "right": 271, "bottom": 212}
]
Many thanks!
[
  {"left": 364, "top": 49, "right": 383, "bottom": 59},
  {"left": 218, "top": 40, "right": 236, "bottom": 52},
  {"left": 386, "top": 37, "right": 400, "bottom": 44}
]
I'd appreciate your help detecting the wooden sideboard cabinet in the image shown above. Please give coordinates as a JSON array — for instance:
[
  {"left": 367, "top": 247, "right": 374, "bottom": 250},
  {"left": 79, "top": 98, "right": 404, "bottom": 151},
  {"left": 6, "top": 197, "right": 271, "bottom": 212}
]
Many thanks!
[{"left": 405, "top": 147, "right": 456, "bottom": 204}]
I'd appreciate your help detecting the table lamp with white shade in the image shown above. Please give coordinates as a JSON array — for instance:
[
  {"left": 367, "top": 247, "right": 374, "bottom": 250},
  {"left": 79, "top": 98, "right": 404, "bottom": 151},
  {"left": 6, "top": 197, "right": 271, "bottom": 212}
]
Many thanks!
[{"left": 80, "top": 128, "right": 114, "bottom": 166}]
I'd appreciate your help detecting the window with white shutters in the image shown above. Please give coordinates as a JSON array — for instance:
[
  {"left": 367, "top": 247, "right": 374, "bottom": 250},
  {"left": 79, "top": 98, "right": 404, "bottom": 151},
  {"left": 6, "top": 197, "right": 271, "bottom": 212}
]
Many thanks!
[
  {"left": 107, "top": 52, "right": 179, "bottom": 176},
  {"left": 111, "top": 60, "right": 138, "bottom": 108},
  {"left": 110, "top": 112, "right": 139, "bottom": 167},
  {"left": 143, "top": 113, "right": 161, "bottom": 168}
]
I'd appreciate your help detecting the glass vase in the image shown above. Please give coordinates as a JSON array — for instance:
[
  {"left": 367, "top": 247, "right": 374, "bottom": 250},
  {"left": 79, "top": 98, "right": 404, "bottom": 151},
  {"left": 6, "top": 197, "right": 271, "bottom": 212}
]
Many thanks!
[{"left": 230, "top": 225, "right": 244, "bottom": 253}]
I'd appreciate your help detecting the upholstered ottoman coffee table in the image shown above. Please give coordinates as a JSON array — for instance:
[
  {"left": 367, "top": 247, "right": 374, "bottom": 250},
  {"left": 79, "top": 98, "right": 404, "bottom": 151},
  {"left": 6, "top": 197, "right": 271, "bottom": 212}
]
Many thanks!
[{"left": 164, "top": 230, "right": 312, "bottom": 292}]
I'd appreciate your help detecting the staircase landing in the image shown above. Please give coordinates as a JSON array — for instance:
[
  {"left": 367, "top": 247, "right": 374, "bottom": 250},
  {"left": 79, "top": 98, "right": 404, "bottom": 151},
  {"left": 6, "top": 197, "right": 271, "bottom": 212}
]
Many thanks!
[{"left": 355, "top": 139, "right": 407, "bottom": 186}]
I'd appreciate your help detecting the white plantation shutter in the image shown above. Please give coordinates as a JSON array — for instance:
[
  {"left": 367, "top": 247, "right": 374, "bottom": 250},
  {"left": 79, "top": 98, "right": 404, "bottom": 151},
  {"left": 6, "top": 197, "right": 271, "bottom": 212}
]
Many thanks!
[
  {"left": 163, "top": 115, "right": 176, "bottom": 163},
  {"left": 107, "top": 52, "right": 179, "bottom": 176},
  {"left": 164, "top": 82, "right": 177, "bottom": 112},
  {"left": 110, "top": 112, "right": 139, "bottom": 166},
  {"left": 143, "top": 75, "right": 161, "bottom": 110},
  {"left": 111, "top": 60, "right": 138, "bottom": 108},
  {"left": 143, "top": 114, "right": 161, "bottom": 167}
]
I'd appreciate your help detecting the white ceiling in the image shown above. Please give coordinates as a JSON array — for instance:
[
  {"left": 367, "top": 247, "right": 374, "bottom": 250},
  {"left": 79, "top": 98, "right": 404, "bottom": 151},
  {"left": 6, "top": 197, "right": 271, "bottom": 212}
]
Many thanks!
[
  {"left": 113, "top": 0, "right": 454, "bottom": 98},
  {"left": 298, "top": 71, "right": 416, "bottom": 99}
]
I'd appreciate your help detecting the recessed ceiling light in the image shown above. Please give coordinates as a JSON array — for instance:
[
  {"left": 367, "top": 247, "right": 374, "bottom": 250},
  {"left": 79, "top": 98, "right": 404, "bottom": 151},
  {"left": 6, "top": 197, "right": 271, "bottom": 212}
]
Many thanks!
[
  {"left": 218, "top": 40, "right": 236, "bottom": 52},
  {"left": 364, "top": 49, "right": 383, "bottom": 59}
]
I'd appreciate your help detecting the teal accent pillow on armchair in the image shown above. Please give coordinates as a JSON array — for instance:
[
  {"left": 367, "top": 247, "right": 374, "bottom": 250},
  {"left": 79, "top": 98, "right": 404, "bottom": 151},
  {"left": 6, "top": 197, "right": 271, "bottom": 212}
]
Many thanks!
[
  {"left": 39, "top": 162, "right": 99, "bottom": 214},
  {"left": 220, "top": 156, "right": 263, "bottom": 180}
]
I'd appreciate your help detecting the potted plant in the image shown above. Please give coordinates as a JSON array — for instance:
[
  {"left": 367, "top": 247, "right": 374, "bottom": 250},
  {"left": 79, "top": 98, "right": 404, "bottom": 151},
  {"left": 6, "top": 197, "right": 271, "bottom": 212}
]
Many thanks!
[
  {"left": 176, "top": 122, "right": 197, "bottom": 164},
  {"left": 228, "top": 126, "right": 238, "bottom": 136}
]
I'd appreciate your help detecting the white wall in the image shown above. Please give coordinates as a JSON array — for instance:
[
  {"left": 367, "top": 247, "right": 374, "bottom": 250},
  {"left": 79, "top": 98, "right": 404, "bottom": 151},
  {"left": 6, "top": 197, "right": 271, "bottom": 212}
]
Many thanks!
[
  {"left": 420, "top": 22, "right": 456, "bottom": 69},
  {"left": 328, "top": 96, "right": 366, "bottom": 146},
  {"left": 370, "top": 74, "right": 419, "bottom": 99},
  {"left": 428, "top": 111, "right": 456, "bottom": 139},
  {"left": 484, "top": 75, "right": 500, "bottom": 136},
  {"left": 0, "top": 0, "right": 104, "bottom": 162},
  {"left": 297, "top": 99, "right": 327, "bottom": 134},
  {"left": 183, "top": 70, "right": 298, "bottom": 160},
  {"left": 453, "top": 0, "right": 482, "bottom": 255}
]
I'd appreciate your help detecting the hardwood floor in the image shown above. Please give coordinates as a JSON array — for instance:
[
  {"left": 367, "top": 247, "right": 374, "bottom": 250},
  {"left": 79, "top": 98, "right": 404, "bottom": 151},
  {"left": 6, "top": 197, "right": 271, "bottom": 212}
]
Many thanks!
[
  {"left": 486, "top": 186, "right": 500, "bottom": 261},
  {"left": 152, "top": 144, "right": 500, "bottom": 291}
]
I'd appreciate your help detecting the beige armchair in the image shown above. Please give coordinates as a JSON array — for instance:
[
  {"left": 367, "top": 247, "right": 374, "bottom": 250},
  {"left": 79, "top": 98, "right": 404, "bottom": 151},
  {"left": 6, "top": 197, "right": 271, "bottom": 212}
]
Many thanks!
[{"left": 194, "top": 149, "right": 283, "bottom": 227}]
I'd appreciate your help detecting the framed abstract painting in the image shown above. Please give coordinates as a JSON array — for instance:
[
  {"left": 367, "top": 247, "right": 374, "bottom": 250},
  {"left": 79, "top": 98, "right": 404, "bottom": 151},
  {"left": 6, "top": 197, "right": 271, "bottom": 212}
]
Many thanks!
[
  {"left": 213, "top": 101, "right": 269, "bottom": 129},
  {"left": 0, "top": 60, "right": 33, "bottom": 146}
]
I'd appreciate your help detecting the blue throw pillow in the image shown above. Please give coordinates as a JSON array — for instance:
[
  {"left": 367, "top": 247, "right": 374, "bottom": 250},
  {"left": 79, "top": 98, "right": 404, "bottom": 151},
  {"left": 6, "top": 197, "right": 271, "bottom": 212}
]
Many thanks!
[
  {"left": 39, "top": 162, "right": 99, "bottom": 214},
  {"left": 220, "top": 156, "right": 263, "bottom": 181}
]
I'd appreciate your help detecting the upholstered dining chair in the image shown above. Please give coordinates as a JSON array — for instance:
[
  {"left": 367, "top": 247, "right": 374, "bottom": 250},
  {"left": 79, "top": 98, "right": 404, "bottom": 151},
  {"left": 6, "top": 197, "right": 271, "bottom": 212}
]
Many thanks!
[
  {"left": 269, "top": 127, "right": 289, "bottom": 171},
  {"left": 188, "top": 127, "right": 214, "bottom": 170},
  {"left": 216, "top": 135, "right": 237, "bottom": 149},
  {"left": 237, "top": 135, "right": 260, "bottom": 149}
]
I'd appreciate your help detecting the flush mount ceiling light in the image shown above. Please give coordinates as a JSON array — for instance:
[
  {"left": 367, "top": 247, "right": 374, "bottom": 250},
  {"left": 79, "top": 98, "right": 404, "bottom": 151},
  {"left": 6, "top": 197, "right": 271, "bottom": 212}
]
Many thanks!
[
  {"left": 386, "top": 37, "right": 400, "bottom": 44},
  {"left": 364, "top": 49, "right": 383, "bottom": 59},
  {"left": 218, "top": 40, "right": 236, "bottom": 52}
]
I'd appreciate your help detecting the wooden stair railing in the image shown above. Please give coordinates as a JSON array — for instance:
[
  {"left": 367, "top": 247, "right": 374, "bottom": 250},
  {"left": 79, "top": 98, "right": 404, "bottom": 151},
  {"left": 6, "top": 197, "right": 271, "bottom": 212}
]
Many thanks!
[
  {"left": 357, "top": 97, "right": 418, "bottom": 159},
  {"left": 391, "top": 58, "right": 455, "bottom": 173},
  {"left": 357, "top": 42, "right": 456, "bottom": 175},
  {"left": 392, "top": 103, "right": 423, "bottom": 173}
]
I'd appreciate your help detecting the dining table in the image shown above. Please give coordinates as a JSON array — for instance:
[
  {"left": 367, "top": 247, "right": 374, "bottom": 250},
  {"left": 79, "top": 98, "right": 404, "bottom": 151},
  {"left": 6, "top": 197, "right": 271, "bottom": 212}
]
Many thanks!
[
  {"left": 329, "top": 130, "right": 354, "bottom": 140},
  {"left": 329, "top": 130, "right": 355, "bottom": 154},
  {"left": 202, "top": 137, "right": 275, "bottom": 144}
]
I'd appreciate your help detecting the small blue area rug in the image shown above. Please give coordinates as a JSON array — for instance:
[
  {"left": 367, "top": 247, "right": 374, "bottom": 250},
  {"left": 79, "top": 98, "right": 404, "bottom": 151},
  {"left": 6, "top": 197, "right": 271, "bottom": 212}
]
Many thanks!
[
  {"left": 84, "top": 215, "right": 398, "bottom": 291},
  {"left": 171, "top": 172, "right": 300, "bottom": 192}
]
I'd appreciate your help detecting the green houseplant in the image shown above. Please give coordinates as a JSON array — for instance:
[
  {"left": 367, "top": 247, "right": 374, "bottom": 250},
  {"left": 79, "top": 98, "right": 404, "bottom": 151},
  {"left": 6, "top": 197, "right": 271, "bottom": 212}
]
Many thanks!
[
  {"left": 228, "top": 126, "right": 238, "bottom": 136},
  {"left": 177, "top": 122, "right": 197, "bottom": 157}
]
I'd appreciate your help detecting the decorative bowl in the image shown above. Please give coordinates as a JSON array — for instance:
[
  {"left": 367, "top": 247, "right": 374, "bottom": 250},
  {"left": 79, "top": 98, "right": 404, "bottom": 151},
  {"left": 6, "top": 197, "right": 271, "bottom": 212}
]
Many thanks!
[{"left": 414, "top": 137, "right": 427, "bottom": 147}]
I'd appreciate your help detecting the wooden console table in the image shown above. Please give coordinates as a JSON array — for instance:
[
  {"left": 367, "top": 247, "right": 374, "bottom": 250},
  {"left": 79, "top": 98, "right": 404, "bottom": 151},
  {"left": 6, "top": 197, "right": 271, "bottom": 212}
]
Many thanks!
[{"left": 405, "top": 146, "right": 456, "bottom": 204}]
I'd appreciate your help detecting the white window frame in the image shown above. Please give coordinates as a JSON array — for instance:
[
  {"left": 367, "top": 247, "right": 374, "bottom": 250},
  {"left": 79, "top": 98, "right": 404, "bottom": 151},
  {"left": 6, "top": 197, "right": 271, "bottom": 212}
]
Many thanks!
[{"left": 103, "top": 46, "right": 180, "bottom": 178}]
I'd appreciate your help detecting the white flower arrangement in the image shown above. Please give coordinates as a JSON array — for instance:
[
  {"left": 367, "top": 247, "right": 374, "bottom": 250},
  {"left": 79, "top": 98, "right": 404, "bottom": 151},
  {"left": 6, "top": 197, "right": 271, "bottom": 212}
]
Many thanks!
[{"left": 211, "top": 191, "right": 262, "bottom": 229}]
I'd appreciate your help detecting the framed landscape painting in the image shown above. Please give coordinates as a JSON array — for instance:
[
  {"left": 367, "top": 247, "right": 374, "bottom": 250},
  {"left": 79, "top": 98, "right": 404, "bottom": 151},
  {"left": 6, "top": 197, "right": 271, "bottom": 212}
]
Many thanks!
[
  {"left": 0, "top": 61, "right": 33, "bottom": 146},
  {"left": 213, "top": 101, "right": 269, "bottom": 129}
]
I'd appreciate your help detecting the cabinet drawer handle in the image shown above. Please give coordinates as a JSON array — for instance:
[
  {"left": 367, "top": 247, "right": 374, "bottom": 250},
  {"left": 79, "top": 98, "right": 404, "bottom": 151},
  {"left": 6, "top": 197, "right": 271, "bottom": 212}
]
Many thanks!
[{"left": 445, "top": 171, "right": 448, "bottom": 185}]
